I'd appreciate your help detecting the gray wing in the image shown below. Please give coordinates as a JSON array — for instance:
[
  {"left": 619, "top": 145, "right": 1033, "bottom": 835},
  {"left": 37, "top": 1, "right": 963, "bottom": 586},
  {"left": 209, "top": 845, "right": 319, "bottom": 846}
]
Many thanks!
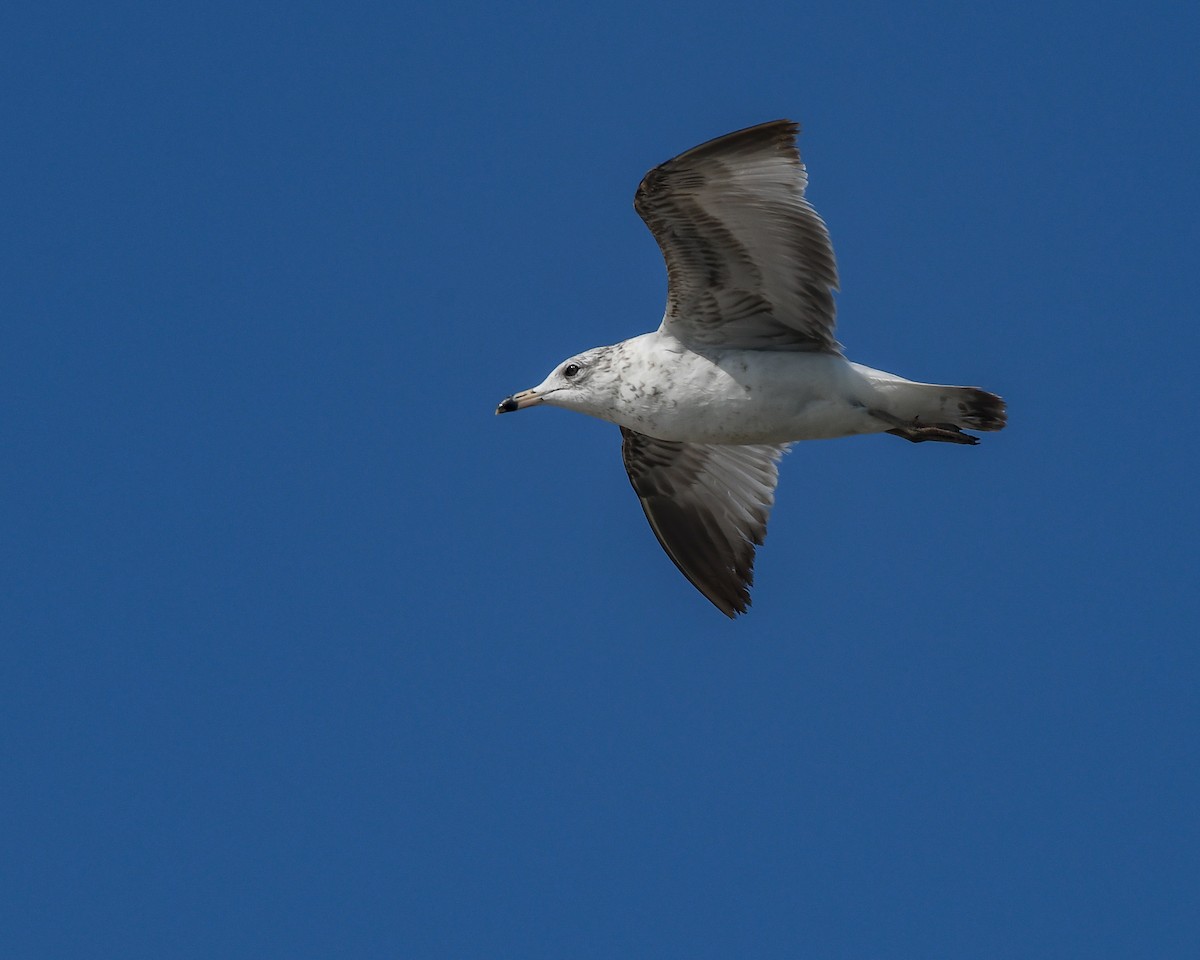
[
  {"left": 620, "top": 427, "right": 791, "bottom": 617},
  {"left": 634, "top": 119, "right": 840, "bottom": 353}
]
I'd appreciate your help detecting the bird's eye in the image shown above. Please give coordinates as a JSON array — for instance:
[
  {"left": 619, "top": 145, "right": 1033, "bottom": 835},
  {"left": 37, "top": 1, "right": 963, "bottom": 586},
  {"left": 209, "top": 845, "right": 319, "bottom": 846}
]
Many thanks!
[{"left": 563, "top": 363, "right": 581, "bottom": 378}]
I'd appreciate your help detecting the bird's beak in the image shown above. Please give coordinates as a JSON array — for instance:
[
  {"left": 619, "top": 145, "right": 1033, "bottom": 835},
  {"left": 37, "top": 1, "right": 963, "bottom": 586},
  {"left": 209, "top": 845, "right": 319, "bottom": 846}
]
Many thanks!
[{"left": 495, "top": 388, "right": 543, "bottom": 415}]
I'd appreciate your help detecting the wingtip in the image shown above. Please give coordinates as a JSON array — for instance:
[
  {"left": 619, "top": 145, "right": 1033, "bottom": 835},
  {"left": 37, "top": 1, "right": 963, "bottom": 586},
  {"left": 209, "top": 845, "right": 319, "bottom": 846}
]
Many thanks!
[
  {"left": 701, "top": 118, "right": 800, "bottom": 157},
  {"left": 646, "top": 119, "right": 803, "bottom": 176},
  {"left": 704, "top": 578, "right": 753, "bottom": 619}
]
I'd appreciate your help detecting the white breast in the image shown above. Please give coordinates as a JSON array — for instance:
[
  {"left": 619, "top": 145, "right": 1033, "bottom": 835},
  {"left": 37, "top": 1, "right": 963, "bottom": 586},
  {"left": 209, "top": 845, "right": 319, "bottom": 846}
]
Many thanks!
[{"left": 605, "top": 335, "right": 882, "bottom": 444}]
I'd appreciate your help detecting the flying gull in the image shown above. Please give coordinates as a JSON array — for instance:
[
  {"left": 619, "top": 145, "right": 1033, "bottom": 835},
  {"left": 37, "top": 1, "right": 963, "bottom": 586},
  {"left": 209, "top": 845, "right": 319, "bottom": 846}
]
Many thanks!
[{"left": 497, "top": 120, "right": 1006, "bottom": 617}]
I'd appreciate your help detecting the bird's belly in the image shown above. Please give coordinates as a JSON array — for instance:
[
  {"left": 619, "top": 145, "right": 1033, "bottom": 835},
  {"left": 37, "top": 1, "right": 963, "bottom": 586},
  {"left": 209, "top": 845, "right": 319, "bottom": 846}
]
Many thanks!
[
  {"left": 617, "top": 353, "right": 881, "bottom": 444},
  {"left": 654, "top": 396, "right": 875, "bottom": 444}
]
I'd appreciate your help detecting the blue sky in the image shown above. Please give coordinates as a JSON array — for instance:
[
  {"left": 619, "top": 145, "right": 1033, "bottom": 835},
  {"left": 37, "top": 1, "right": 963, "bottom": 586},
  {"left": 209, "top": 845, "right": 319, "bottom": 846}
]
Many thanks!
[{"left": 3, "top": 1, "right": 1198, "bottom": 956}]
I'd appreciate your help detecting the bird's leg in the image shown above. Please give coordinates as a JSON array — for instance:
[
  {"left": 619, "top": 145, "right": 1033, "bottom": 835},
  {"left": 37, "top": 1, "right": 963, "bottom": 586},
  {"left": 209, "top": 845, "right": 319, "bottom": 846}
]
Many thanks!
[
  {"left": 871, "top": 409, "right": 980, "bottom": 446},
  {"left": 885, "top": 425, "right": 978, "bottom": 445}
]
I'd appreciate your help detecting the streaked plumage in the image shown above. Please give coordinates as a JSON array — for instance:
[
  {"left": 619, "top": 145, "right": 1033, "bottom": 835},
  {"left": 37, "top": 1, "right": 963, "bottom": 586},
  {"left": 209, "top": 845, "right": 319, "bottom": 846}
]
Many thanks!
[
  {"left": 497, "top": 120, "right": 1006, "bottom": 617},
  {"left": 635, "top": 120, "right": 839, "bottom": 352}
]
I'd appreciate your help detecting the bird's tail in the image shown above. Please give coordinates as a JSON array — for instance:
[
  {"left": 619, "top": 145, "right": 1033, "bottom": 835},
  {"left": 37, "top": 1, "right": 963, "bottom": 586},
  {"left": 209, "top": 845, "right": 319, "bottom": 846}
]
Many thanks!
[{"left": 877, "top": 381, "right": 1007, "bottom": 444}]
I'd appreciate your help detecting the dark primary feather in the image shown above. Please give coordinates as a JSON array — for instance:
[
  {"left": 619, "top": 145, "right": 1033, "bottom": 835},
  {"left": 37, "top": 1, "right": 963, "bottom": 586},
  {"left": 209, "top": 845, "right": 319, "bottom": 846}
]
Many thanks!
[
  {"left": 620, "top": 427, "right": 789, "bottom": 617},
  {"left": 634, "top": 119, "right": 841, "bottom": 353}
]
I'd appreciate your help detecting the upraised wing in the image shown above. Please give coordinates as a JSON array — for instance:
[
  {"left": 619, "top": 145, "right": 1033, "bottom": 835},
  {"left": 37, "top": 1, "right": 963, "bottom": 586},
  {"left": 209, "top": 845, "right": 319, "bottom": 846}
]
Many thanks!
[{"left": 635, "top": 119, "right": 840, "bottom": 353}]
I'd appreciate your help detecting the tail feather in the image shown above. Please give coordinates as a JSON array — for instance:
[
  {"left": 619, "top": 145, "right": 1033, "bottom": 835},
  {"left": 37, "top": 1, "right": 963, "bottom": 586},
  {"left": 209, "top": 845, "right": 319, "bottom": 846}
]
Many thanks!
[
  {"left": 882, "top": 382, "right": 1007, "bottom": 438},
  {"left": 949, "top": 386, "right": 1007, "bottom": 432}
]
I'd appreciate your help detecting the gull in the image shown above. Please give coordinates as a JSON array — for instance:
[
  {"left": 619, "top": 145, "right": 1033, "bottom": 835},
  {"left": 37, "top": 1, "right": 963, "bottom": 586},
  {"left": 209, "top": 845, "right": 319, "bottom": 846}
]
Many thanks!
[{"left": 497, "top": 120, "right": 1006, "bottom": 617}]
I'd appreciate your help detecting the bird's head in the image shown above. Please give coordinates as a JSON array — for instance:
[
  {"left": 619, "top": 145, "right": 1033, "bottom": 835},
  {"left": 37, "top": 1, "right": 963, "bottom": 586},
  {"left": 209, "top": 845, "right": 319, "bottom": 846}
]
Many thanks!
[{"left": 495, "top": 346, "right": 616, "bottom": 418}]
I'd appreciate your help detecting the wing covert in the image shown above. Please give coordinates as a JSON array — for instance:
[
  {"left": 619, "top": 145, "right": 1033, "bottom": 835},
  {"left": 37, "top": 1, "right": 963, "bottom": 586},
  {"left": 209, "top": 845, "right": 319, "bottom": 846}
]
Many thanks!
[{"left": 635, "top": 119, "right": 840, "bottom": 353}]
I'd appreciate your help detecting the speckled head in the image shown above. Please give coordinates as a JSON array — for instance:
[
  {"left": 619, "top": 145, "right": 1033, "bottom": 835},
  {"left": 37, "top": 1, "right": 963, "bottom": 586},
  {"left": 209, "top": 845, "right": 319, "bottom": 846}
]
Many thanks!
[{"left": 494, "top": 345, "right": 621, "bottom": 421}]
